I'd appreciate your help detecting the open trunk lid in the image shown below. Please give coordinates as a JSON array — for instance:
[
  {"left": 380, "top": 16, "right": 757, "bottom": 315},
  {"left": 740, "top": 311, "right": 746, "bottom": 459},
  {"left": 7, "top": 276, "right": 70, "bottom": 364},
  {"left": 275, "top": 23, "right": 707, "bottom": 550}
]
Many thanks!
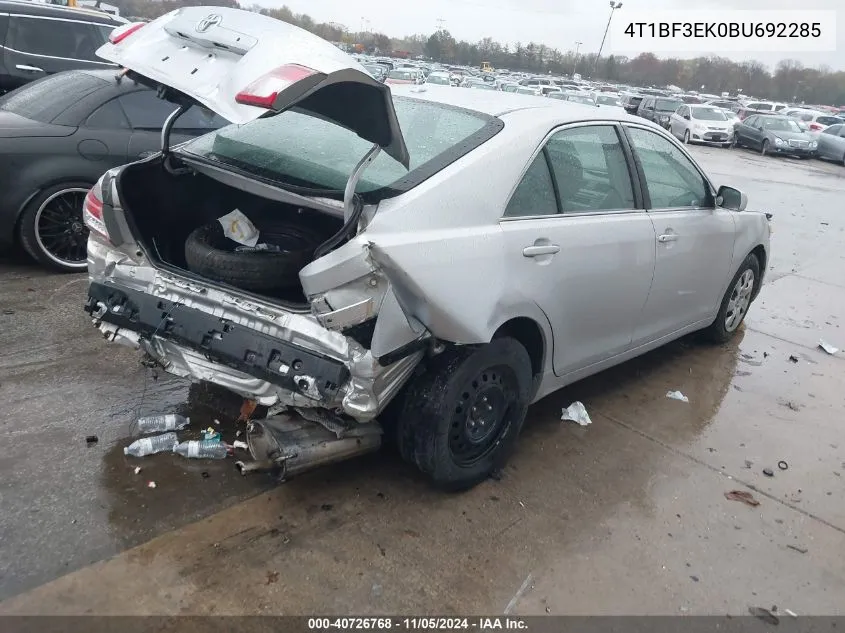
[{"left": 96, "top": 6, "right": 409, "bottom": 167}]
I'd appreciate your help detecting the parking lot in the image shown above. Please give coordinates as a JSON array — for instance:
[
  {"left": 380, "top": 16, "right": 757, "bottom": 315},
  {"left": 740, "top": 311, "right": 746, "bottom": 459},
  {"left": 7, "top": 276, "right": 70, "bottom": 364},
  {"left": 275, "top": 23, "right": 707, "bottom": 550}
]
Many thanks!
[{"left": 1, "top": 144, "right": 844, "bottom": 615}]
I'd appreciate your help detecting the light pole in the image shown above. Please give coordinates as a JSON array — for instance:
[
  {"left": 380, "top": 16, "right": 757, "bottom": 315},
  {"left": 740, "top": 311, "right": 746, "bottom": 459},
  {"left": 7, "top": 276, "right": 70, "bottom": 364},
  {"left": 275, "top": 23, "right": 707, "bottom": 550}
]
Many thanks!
[
  {"left": 594, "top": 1, "right": 622, "bottom": 77},
  {"left": 572, "top": 41, "right": 582, "bottom": 77}
]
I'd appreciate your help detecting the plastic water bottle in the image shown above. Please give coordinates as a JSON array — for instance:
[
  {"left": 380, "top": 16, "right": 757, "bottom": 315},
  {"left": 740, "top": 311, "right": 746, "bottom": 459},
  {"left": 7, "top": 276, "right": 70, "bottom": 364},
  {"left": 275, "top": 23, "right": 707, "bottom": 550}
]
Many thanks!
[
  {"left": 123, "top": 432, "right": 179, "bottom": 457},
  {"left": 173, "top": 440, "right": 229, "bottom": 460},
  {"left": 135, "top": 413, "right": 190, "bottom": 434}
]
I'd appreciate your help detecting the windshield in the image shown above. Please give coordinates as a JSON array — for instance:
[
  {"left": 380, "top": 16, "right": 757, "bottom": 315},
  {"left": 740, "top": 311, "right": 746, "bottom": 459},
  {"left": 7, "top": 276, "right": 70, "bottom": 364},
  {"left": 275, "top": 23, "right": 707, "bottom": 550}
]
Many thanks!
[
  {"left": 748, "top": 103, "right": 773, "bottom": 111},
  {"left": 181, "top": 97, "right": 494, "bottom": 196},
  {"left": 690, "top": 107, "right": 728, "bottom": 121},
  {"left": 761, "top": 118, "right": 803, "bottom": 132},
  {"left": 656, "top": 98, "right": 683, "bottom": 111},
  {"left": 470, "top": 83, "right": 495, "bottom": 90},
  {"left": 818, "top": 115, "right": 844, "bottom": 126},
  {"left": 388, "top": 70, "right": 416, "bottom": 81},
  {"left": 516, "top": 88, "right": 536, "bottom": 94},
  {"left": 567, "top": 95, "right": 595, "bottom": 105},
  {"left": 596, "top": 95, "right": 621, "bottom": 106},
  {"left": 426, "top": 75, "right": 451, "bottom": 85}
]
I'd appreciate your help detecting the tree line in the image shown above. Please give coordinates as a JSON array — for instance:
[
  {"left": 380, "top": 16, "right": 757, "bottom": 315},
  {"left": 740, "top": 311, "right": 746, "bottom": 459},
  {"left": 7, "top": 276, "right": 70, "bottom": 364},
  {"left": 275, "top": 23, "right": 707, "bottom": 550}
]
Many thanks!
[{"left": 108, "top": 0, "right": 845, "bottom": 106}]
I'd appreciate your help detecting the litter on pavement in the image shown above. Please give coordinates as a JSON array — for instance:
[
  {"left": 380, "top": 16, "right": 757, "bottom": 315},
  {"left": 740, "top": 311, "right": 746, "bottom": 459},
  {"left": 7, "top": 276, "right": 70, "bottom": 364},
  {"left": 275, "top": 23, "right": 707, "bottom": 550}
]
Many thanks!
[
  {"left": 818, "top": 339, "right": 839, "bottom": 355},
  {"left": 85, "top": 435, "right": 98, "bottom": 446},
  {"left": 748, "top": 607, "right": 779, "bottom": 625},
  {"left": 133, "top": 466, "right": 141, "bottom": 475},
  {"left": 147, "top": 481, "right": 157, "bottom": 489},
  {"left": 561, "top": 401, "right": 592, "bottom": 426},
  {"left": 135, "top": 413, "right": 190, "bottom": 434},
  {"left": 724, "top": 490, "right": 760, "bottom": 507},
  {"left": 666, "top": 390, "right": 690, "bottom": 403},
  {"left": 232, "top": 440, "right": 249, "bottom": 451}
]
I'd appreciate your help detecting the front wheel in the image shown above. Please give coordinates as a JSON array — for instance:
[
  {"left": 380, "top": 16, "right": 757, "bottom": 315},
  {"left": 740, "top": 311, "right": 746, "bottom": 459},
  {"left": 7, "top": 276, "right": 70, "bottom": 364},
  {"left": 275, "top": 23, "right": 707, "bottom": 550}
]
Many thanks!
[
  {"left": 396, "top": 338, "right": 533, "bottom": 490},
  {"left": 683, "top": 130, "right": 690, "bottom": 144},
  {"left": 760, "top": 139, "right": 769, "bottom": 156},
  {"left": 703, "top": 254, "right": 760, "bottom": 343}
]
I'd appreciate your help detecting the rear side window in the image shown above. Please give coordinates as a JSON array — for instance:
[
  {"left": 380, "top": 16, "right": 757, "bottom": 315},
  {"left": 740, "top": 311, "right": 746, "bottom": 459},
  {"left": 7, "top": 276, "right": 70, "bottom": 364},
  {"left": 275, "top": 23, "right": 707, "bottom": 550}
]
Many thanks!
[
  {"left": 85, "top": 97, "right": 129, "bottom": 129},
  {"left": 817, "top": 116, "right": 843, "bottom": 126},
  {"left": 0, "top": 15, "right": 8, "bottom": 44},
  {"left": 118, "top": 91, "right": 227, "bottom": 131},
  {"left": 0, "top": 70, "right": 105, "bottom": 122},
  {"left": 504, "top": 154, "right": 558, "bottom": 218},
  {"left": 6, "top": 16, "right": 109, "bottom": 61}
]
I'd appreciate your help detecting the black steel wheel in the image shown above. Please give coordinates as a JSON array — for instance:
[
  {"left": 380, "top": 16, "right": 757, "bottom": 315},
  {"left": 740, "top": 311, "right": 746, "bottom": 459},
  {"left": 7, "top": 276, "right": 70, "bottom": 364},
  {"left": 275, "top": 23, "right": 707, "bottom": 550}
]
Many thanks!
[
  {"left": 396, "top": 337, "right": 533, "bottom": 490},
  {"left": 18, "top": 183, "right": 91, "bottom": 272}
]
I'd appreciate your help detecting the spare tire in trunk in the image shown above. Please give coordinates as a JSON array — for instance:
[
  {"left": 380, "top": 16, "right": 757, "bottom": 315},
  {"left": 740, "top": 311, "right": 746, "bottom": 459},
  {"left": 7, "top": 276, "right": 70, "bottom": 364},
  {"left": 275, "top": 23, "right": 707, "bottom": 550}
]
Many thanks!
[{"left": 184, "top": 220, "right": 323, "bottom": 291}]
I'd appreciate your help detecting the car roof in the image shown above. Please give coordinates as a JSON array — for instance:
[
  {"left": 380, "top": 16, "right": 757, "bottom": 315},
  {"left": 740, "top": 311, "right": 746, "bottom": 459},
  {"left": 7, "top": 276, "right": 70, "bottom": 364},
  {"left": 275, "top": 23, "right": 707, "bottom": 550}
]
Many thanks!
[
  {"left": 390, "top": 84, "right": 644, "bottom": 125},
  {"left": 0, "top": 0, "right": 124, "bottom": 23}
]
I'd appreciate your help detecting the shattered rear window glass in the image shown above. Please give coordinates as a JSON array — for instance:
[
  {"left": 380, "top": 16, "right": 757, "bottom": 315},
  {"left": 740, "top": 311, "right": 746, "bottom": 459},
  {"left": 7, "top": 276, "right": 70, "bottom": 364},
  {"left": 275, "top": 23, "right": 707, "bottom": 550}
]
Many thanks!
[{"left": 180, "top": 97, "right": 492, "bottom": 194}]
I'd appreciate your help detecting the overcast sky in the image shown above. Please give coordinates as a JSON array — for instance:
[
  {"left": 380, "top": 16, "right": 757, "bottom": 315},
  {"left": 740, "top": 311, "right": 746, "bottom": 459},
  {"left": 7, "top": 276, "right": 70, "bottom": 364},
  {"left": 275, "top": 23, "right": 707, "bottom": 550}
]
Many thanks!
[{"left": 250, "top": 0, "right": 843, "bottom": 71}]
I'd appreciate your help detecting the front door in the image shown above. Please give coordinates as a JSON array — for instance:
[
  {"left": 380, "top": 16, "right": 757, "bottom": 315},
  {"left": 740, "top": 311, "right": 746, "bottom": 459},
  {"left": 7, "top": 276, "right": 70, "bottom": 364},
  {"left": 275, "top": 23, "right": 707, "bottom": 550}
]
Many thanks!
[
  {"left": 624, "top": 125, "right": 735, "bottom": 345},
  {"left": 500, "top": 123, "right": 657, "bottom": 376}
]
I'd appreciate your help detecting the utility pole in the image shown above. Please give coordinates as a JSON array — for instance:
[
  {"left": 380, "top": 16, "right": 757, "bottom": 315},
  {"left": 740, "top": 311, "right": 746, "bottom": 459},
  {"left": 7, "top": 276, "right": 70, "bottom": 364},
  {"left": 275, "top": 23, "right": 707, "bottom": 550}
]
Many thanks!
[
  {"left": 572, "top": 41, "right": 582, "bottom": 77},
  {"left": 594, "top": 1, "right": 622, "bottom": 78}
]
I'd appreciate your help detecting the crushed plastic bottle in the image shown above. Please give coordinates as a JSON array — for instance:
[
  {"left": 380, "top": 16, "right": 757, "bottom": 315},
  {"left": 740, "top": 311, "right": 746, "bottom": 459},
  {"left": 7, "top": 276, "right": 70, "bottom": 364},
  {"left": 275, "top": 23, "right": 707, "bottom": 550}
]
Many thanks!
[
  {"left": 135, "top": 413, "right": 190, "bottom": 434},
  {"left": 124, "top": 432, "right": 179, "bottom": 457},
  {"left": 173, "top": 440, "right": 229, "bottom": 460}
]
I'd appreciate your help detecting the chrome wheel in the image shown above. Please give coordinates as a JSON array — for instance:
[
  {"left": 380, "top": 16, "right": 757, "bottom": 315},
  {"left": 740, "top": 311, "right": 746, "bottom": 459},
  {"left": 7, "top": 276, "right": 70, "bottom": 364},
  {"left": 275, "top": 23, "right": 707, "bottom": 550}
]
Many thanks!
[
  {"left": 33, "top": 188, "right": 89, "bottom": 269},
  {"left": 725, "top": 269, "right": 755, "bottom": 332}
]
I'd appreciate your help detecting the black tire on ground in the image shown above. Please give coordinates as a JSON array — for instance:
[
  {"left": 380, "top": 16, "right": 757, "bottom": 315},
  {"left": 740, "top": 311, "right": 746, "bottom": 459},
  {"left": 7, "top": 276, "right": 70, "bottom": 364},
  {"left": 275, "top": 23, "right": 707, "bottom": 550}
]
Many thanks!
[
  {"left": 396, "top": 338, "right": 533, "bottom": 491},
  {"left": 703, "top": 253, "right": 761, "bottom": 344},
  {"left": 17, "top": 181, "right": 92, "bottom": 272},
  {"left": 683, "top": 130, "right": 690, "bottom": 144},
  {"left": 184, "top": 220, "right": 323, "bottom": 291},
  {"left": 760, "top": 139, "right": 769, "bottom": 156}
]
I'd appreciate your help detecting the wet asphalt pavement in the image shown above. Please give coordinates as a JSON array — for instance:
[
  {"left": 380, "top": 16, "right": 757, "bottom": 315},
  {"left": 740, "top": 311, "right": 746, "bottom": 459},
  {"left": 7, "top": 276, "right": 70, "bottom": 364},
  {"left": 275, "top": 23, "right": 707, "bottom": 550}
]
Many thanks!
[{"left": 0, "top": 145, "right": 843, "bottom": 614}]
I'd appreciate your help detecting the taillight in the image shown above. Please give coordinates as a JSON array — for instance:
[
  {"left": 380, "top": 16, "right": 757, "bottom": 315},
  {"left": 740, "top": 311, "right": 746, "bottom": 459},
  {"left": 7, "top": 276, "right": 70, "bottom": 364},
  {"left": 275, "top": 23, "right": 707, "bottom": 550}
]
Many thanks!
[
  {"left": 809, "top": 122, "right": 823, "bottom": 131},
  {"left": 83, "top": 178, "right": 109, "bottom": 242},
  {"left": 109, "top": 21, "right": 145, "bottom": 45},
  {"left": 235, "top": 64, "right": 319, "bottom": 109}
]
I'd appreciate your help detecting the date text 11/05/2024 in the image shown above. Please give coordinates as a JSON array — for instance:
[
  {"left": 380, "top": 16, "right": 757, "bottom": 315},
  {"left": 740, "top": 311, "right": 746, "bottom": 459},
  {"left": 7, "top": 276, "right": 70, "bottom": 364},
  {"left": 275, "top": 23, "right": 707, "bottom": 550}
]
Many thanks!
[{"left": 308, "top": 618, "right": 528, "bottom": 631}]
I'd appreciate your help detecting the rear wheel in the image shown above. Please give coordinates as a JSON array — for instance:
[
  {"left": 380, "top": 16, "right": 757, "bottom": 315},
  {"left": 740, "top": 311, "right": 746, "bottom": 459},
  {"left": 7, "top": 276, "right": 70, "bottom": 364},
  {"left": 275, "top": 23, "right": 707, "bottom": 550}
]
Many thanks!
[
  {"left": 396, "top": 338, "right": 532, "bottom": 490},
  {"left": 703, "top": 254, "right": 760, "bottom": 343},
  {"left": 18, "top": 183, "right": 91, "bottom": 272}
]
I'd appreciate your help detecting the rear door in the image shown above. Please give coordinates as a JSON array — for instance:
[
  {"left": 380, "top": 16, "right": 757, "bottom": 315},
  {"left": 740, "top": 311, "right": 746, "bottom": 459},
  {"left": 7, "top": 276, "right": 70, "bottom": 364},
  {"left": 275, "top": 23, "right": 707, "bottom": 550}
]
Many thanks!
[
  {"left": 624, "top": 124, "right": 735, "bottom": 344},
  {"left": 499, "top": 123, "right": 657, "bottom": 376},
  {"left": 818, "top": 124, "right": 844, "bottom": 160},
  {"left": 1, "top": 14, "right": 114, "bottom": 90}
]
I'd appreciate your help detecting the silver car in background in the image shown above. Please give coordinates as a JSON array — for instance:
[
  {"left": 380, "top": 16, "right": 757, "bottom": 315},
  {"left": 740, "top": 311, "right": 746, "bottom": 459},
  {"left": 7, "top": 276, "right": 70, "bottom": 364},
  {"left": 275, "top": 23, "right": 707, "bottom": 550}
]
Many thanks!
[
  {"left": 815, "top": 122, "right": 845, "bottom": 165},
  {"left": 84, "top": 7, "right": 771, "bottom": 490}
]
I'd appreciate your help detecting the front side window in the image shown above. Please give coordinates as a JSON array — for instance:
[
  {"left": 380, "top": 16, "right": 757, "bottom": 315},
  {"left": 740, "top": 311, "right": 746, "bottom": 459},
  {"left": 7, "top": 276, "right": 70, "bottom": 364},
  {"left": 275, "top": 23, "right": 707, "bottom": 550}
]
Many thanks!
[
  {"left": 504, "top": 154, "right": 558, "bottom": 218},
  {"left": 744, "top": 115, "right": 758, "bottom": 127},
  {"left": 7, "top": 16, "right": 108, "bottom": 61},
  {"left": 545, "top": 126, "right": 636, "bottom": 213},
  {"left": 626, "top": 127, "right": 710, "bottom": 210},
  {"left": 817, "top": 116, "right": 844, "bottom": 126}
]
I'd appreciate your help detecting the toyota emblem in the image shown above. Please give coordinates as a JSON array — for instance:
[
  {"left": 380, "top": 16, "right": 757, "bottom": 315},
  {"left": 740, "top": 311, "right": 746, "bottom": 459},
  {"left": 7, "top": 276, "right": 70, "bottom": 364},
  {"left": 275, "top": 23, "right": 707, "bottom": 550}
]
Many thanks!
[{"left": 196, "top": 14, "right": 222, "bottom": 33}]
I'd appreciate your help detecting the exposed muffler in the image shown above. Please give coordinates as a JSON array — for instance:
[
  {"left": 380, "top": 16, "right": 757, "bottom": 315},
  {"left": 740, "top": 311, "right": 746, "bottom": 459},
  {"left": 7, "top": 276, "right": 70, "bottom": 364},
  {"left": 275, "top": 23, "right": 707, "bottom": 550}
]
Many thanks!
[{"left": 236, "top": 412, "right": 382, "bottom": 479}]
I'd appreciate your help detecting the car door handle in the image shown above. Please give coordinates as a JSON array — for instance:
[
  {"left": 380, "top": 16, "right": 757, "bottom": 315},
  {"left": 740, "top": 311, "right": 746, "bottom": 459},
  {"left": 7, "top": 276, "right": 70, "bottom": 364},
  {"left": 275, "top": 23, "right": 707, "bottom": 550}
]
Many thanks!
[
  {"left": 523, "top": 244, "right": 560, "bottom": 257},
  {"left": 657, "top": 234, "right": 679, "bottom": 243},
  {"left": 16, "top": 64, "right": 44, "bottom": 73}
]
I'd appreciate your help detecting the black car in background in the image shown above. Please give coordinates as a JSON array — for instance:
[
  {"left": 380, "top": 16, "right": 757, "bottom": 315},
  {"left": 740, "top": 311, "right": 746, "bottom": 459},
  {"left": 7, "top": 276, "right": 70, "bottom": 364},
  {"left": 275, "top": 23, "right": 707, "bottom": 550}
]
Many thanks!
[
  {"left": 733, "top": 114, "right": 818, "bottom": 158},
  {"left": 621, "top": 94, "right": 644, "bottom": 115},
  {"left": 0, "top": 0, "right": 125, "bottom": 94},
  {"left": 636, "top": 96, "right": 683, "bottom": 128},
  {"left": 0, "top": 69, "right": 227, "bottom": 271}
]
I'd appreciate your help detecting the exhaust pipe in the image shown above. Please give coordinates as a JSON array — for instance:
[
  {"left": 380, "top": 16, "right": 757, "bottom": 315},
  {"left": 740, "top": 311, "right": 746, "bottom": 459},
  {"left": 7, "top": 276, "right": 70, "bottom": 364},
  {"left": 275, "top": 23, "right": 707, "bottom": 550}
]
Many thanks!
[{"left": 242, "top": 412, "right": 382, "bottom": 479}]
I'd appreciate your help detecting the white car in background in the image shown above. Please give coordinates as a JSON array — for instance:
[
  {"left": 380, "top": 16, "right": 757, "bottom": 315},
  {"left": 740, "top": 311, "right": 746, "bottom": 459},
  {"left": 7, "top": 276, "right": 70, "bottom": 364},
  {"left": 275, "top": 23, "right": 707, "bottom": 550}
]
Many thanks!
[
  {"left": 594, "top": 93, "right": 626, "bottom": 114},
  {"left": 670, "top": 105, "right": 735, "bottom": 147},
  {"left": 783, "top": 109, "right": 844, "bottom": 137}
]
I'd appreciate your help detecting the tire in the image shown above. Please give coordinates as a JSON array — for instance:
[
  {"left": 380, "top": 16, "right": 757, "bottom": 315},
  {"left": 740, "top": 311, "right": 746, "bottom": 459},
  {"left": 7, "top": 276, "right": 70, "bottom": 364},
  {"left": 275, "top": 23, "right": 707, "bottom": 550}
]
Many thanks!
[
  {"left": 760, "top": 139, "right": 769, "bottom": 156},
  {"left": 683, "top": 130, "right": 690, "bottom": 144},
  {"left": 184, "top": 219, "right": 324, "bottom": 291},
  {"left": 17, "top": 182, "right": 92, "bottom": 272},
  {"left": 396, "top": 338, "right": 532, "bottom": 491},
  {"left": 722, "top": 142, "right": 732, "bottom": 149},
  {"left": 703, "top": 253, "right": 760, "bottom": 344}
]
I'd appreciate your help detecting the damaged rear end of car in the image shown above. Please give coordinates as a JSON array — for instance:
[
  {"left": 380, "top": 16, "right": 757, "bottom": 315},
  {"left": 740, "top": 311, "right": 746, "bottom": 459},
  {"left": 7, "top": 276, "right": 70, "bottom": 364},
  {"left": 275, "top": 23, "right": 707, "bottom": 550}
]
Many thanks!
[{"left": 84, "top": 6, "right": 435, "bottom": 479}]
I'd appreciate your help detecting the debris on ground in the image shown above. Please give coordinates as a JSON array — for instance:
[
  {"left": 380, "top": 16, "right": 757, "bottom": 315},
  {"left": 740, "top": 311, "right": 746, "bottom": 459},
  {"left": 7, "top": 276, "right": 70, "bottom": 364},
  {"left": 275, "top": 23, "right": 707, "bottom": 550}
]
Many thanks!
[
  {"left": 787, "top": 544, "right": 808, "bottom": 554},
  {"left": 788, "top": 355, "right": 799, "bottom": 363},
  {"left": 238, "top": 398, "right": 259, "bottom": 422},
  {"left": 201, "top": 471, "right": 210, "bottom": 479},
  {"left": 724, "top": 490, "right": 760, "bottom": 507},
  {"left": 133, "top": 466, "right": 141, "bottom": 475},
  {"left": 763, "top": 468, "right": 774, "bottom": 477},
  {"left": 561, "top": 401, "right": 592, "bottom": 426},
  {"left": 85, "top": 435, "right": 98, "bottom": 446},
  {"left": 785, "top": 609, "right": 798, "bottom": 617},
  {"left": 666, "top": 390, "right": 690, "bottom": 403},
  {"left": 135, "top": 413, "right": 190, "bottom": 434},
  {"left": 232, "top": 440, "right": 249, "bottom": 451},
  {"left": 213, "top": 418, "right": 221, "bottom": 426},
  {"left": 201, "top": 427, "right": 222, "bottom": 442},
  {"left": 748, "top": 606, "right": 779, "bottom": 625},
  {"left": 744, "top": 460, "right": 753, "bottom": 469},
  {"left": 266, "top": 570, "right": 279, "bottom": 585},
  {"left": 147, "top": 481, "right": 157, "bottom": 489},
  {"left": 778, "top": 461, "right": 789, "bottom": 471},
  {"left": 818, "top": 339, "right": 839, "bottom": 355},
  {"left": 173, "top": 440, "right": 229, "bottom": 460},
  {"left": 779, "top": 399, "right": 801, "bottom": 411},
  {"left": 123, "top": 432, "right": 179, "bottom": 457}
]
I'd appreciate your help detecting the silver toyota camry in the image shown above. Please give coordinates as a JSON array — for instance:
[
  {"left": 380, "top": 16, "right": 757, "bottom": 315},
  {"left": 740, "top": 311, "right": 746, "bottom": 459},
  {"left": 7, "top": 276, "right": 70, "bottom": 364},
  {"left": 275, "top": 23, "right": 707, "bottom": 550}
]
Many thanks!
[{"left": 84, "top": 7, "right": 771, "bottom": 489}]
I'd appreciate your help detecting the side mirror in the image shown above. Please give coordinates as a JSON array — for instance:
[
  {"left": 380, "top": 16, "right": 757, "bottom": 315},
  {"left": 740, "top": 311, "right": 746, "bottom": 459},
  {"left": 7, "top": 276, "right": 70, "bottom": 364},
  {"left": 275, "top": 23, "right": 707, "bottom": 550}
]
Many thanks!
[
  {"left": 716, "top": 185, "right": 747, "bottom": 211},
  {"left": 683, "top": 114, "right": 690, "bottom": 120}
]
